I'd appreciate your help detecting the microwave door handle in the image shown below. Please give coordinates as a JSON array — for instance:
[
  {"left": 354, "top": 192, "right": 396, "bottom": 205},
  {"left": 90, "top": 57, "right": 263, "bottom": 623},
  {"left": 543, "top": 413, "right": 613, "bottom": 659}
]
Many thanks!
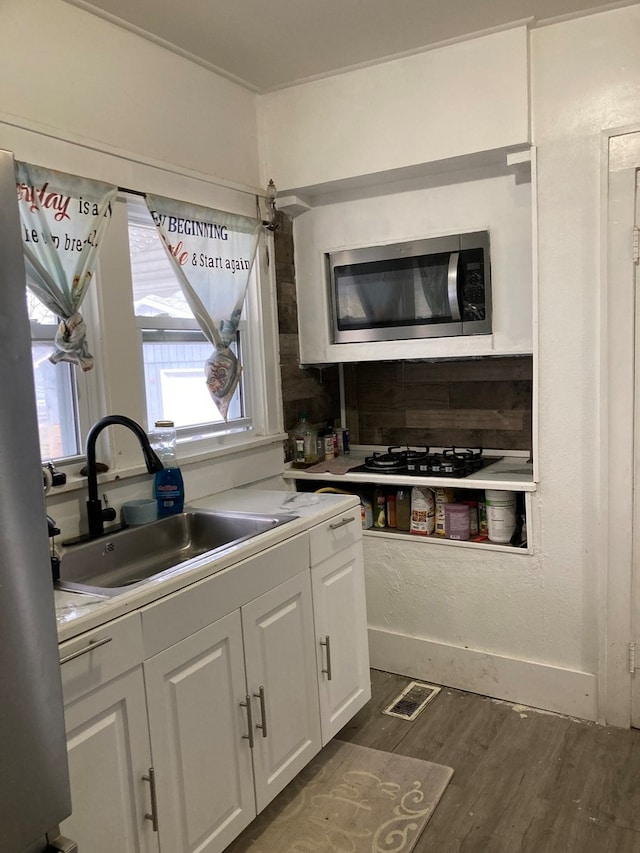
[{"left": 447, "top": 251, "right": 461, "bottom": 321}]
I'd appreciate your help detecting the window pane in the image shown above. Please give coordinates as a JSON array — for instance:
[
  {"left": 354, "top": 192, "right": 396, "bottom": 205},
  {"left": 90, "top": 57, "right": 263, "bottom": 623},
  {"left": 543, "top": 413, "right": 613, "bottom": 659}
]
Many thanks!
[
  {"left": 32, "top": 344, "right": 80, "bottom": 458},
  {"left": 128, "top": 207, "right": 192, "bottom": 319},
  {"left": 27, "top": 290, "right": 56, "bottom": 324},
  {"left": 141, "top": 337, "right": 242, "bottom": 428}
]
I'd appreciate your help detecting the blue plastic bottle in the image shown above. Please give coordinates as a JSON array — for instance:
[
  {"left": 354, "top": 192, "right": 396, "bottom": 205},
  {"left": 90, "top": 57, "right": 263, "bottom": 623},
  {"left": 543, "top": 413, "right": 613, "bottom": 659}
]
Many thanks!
[{"left": 152, "top": 420, "right": 184, "bottom": 516}]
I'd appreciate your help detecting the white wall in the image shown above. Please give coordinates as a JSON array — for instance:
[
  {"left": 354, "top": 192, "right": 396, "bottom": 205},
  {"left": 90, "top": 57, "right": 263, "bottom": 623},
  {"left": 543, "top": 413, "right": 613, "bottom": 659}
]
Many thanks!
[
  {"left": 531, "top": 5, "right": 640, "bottom": 722},
  {"left": 258, "top": 27, "right": 529, "bottom": 192},
  {"left": 260, "top": 6, "right": 640, "bottom": 722},
  {"left": 0, "top": 0, "right": 260, "bottom": 190}
]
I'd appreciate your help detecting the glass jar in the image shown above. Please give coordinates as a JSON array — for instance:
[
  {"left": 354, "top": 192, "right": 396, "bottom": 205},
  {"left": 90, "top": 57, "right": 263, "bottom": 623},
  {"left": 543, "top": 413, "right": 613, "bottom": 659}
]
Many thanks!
[
  {"left": 151, "top": 420, "right": 177, "bottom": 466},
  {"left": 288, "top": 414, "right": 318, "bottom": 465}
]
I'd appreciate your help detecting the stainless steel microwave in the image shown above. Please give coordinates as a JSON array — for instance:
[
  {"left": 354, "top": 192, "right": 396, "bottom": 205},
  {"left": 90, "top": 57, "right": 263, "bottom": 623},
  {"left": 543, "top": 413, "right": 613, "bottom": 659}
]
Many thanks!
[{"left": 327, "top": 230, "right": 491, "bottom": 343}]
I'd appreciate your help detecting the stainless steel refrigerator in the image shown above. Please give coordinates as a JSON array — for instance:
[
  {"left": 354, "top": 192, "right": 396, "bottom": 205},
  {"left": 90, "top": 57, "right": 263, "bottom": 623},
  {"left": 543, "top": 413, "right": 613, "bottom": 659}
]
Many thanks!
[{"left": 0, "top": 149, "right": 77, "bottom": 852}]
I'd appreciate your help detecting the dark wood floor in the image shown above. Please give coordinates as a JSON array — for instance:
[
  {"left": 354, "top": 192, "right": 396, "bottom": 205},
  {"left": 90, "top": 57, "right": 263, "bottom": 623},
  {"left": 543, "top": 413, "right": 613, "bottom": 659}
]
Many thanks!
[{"left": 335, "top": 669, "right": 640, "bottom": 853}]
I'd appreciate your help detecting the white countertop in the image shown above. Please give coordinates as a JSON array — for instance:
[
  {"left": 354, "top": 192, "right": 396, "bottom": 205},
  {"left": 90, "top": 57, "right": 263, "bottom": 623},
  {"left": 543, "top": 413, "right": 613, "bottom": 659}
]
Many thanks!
[
  {"left": 283, "top": 453, "right": 535, "bottom": 492},
  {"left": 55, "top": 488, "right": 359, "bottom": 643}
]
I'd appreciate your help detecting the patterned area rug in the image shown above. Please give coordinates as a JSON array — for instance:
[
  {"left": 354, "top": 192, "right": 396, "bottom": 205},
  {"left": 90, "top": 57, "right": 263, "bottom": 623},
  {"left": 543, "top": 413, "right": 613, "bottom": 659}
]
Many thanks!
[{"left": 226, "top": 739, "right": 454, "bottom": 852}]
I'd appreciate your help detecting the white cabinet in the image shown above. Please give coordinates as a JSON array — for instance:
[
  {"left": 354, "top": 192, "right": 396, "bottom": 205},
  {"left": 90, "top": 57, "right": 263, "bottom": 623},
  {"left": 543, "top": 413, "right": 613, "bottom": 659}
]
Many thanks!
[
  {"left": 58, "top": 508, "right": 369, "bottom": 853},
  {"left": 243, "top": 571, "right": 321, "bottom": 810},
  {"left": 143, "top": 570, "right": 320, "bottom": 853},
  {"left": 143, "top": 610, "right": 254, "bottom": 853},
  {"left": 310, "top": 513, "right": 371, "bottom": 744},
  {"left": 59, "top": 615, "right": 158, "bottom": 853},
  {"left": 292, "top": 159, "right": 533, "bottom": 364}
]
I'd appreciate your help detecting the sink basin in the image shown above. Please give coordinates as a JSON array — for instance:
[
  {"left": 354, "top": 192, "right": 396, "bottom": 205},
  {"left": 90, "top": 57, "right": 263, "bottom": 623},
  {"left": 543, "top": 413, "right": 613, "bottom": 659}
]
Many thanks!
[{"left": 55, "top": 508, "right": 296, "bottom": 598}]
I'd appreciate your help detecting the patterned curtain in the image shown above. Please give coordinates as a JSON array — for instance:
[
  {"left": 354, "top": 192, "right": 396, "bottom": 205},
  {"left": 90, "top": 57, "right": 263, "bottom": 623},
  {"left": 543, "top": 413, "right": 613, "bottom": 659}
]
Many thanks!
[
  {"left": 145, "top": 194, "right": 261, "bottom": 421},
  {"left": 16, "top": 162, "right": 117, "bottom": 371}
]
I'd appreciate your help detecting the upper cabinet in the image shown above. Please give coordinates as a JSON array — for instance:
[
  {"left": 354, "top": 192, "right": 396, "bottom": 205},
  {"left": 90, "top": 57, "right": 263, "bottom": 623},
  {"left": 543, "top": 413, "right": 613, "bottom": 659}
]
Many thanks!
[{"left": 290, "top": 155, "right": 534, "bottom": 363}]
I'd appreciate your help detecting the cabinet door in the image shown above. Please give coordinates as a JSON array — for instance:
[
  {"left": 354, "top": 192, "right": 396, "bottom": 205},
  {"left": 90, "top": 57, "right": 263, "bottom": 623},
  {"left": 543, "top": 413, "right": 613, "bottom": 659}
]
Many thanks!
[
  {"left": 61, "top": 667, "right": 158, "bottom": 853},
  {"left": 242, "top": 571, "right": 321, "bottom": 812},
  {"left": 143, "top": 610, "right": 255, "bottom": 853},
  {"left": 312, "top": 541, "right": 372, "bottom": 744}
]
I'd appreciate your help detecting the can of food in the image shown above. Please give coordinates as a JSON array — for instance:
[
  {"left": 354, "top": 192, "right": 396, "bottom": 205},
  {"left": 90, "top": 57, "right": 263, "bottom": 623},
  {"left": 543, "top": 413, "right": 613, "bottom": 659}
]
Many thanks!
[
  {"left": 461, "top": 499, "right": 479, "bottom": 535},
  {"left": 324, "top": 432, "right": 335, "bottom": 459}
]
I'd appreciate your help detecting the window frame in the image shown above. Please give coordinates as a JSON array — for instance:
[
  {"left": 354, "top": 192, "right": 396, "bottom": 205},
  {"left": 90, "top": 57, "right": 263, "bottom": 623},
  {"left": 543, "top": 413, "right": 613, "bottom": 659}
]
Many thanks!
[
  {"left": 127, "top": 194, "right": 255, "bottom": 442},
  {"left": 29, "top": 298, "right": 100, "bottom": 466}
]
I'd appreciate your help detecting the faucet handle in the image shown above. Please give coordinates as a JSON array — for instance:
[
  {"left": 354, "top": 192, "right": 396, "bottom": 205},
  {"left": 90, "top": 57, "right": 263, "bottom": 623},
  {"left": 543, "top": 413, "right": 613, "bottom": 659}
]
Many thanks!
[
  {"left": 86, "top": 498, "right": 117, "bottom": 536},
  {"left": 103, "top": 507, "right": 117, "bottom": 523},
  {"left": 102, "top": 494, "right": 116, "bottom": 523}
]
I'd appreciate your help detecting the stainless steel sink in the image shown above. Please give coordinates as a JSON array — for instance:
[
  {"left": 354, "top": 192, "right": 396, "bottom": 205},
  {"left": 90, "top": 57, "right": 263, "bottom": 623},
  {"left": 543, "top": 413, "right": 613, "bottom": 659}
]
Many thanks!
[{"left": 55, "top": 508, "right": 296, "bottom": 598}]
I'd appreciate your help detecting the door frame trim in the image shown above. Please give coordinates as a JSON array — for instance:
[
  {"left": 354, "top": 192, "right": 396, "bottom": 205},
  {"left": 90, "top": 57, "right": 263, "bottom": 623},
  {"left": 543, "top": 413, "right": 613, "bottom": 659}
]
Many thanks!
[{"left": 601, "top": 125, "right": 640, "bottom": 726}]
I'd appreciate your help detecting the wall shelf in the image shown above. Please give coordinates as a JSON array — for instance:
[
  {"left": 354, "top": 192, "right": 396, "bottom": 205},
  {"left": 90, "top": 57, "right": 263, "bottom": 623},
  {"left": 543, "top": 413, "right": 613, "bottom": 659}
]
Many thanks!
[
  {"left": 283, "top": 451, "right": 535, "bottom": 555},
  {"left": 361, "top": 524, "right": 531, "bottom": 555},
  {"left": 282, "top": 453, "right": 535, "bottom": 493}
]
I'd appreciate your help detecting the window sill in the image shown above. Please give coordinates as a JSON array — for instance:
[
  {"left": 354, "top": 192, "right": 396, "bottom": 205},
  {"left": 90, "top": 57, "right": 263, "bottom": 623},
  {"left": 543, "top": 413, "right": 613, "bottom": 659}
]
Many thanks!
[{"left": 44, "top": 432, "right": 288, "bottom": 498}]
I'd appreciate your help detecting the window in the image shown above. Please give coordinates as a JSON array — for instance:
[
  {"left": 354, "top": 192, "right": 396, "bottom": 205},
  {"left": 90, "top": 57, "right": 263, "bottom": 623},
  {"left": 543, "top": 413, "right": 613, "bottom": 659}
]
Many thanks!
[
  {"left": 28, "top": 292, "right": 82, "bottom": 459},
  {"left": 26, "top": 186, "right": 268, "bottom": 469},
  {"left": 127, "top": 198, "right": 250, "bottom": 438}
]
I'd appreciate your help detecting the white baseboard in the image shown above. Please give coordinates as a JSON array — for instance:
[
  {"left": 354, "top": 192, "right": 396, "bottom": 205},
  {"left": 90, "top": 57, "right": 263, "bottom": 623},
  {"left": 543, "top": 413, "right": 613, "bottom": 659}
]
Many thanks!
[{"left": 368, "top": 627, "right": 598, "bottom": 721}]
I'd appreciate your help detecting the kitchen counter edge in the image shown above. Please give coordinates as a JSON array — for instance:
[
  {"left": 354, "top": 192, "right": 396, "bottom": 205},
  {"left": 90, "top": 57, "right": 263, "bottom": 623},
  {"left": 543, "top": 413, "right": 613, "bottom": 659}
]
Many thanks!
[{"left": 55, "top": 489, "right": 360, "bottom": 644}]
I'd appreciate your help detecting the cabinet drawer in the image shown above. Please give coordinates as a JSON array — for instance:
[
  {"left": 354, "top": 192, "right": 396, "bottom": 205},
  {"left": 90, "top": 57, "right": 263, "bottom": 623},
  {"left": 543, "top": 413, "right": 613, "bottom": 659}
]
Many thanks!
[
  {"left": 59, "top": 612, "right": 144, "bottom": 706},
  {"left": 310, "top": 512, "right": 362, "bottom": 565}
]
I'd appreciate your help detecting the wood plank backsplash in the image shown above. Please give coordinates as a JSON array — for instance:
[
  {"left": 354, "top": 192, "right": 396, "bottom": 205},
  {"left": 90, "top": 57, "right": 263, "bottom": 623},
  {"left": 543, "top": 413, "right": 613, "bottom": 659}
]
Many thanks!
[
  {"left": 343, "top": 358, "right": 532, "bottom": 451},
  {"left": 275, "top": 213, "right": 340, "bottom": 439}
]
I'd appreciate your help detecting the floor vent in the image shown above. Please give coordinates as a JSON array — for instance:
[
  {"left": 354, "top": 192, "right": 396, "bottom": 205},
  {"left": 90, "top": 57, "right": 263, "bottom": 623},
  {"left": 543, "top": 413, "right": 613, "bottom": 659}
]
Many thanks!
[{"left": 382, "top": 681, "right": 441, "bottom": 721}]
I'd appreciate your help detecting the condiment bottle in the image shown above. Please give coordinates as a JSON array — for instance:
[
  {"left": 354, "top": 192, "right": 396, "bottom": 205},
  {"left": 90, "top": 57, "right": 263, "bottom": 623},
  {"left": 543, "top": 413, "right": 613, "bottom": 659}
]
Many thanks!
[
  {"left": 373, "top": 486, "right": 386, "bottom": 528},
  {"left": 396, "top": 489, "right": 411, "bottom": 531},
  {"left": 289, "top": 414, "right": 318, "bottom": 465},
  {"left": 289, "top": 414, "right": 309, "bottom": 464},
  {"left": 324, "top": 423, "right": 335, "bottom": 459},
  {"left": 386, "top": 493, "right": 397, "bottom": 528}
]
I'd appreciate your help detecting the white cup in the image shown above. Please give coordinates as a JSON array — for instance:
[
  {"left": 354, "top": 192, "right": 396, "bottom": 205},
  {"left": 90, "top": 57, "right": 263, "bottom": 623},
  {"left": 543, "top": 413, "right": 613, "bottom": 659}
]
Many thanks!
[{"left": 122, "top": 499, "right": 157, "bottom": 526}]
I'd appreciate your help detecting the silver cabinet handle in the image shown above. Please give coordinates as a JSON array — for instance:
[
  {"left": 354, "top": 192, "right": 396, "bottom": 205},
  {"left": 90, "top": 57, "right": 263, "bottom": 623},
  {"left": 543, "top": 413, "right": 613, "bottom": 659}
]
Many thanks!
[
  {"left": 142, "top": 767, "right": 159, "bottom": 832},
  {"left": 45, "top": 828, "right": 77, "bottom": 852},
  {"left": 240, "top": 695, "right": 255, "bottom": 748},
  {"left": 320, "top": 635, "right": 333, "bottom": 681},
  {"left": 59, "top": 635, "right": 112, "bottom": 665},
  {"left": 254, "top": 686, "right": 268, "bottom": 738},
  {"left": 329, "top": 516, "right": 355, "bottom": 530}
]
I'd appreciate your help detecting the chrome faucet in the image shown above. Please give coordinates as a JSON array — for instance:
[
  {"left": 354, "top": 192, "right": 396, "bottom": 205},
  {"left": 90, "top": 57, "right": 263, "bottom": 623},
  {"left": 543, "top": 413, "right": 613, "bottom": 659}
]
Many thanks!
[{"left": 85, "top": 415, "right": 164, "bottom": 538}]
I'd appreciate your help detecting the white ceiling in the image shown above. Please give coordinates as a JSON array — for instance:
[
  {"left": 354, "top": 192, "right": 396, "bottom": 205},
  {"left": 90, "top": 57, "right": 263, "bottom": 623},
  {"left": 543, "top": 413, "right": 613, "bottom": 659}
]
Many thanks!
[{"left": 65, "top": 0, "right": 632, "bottom": 92}]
